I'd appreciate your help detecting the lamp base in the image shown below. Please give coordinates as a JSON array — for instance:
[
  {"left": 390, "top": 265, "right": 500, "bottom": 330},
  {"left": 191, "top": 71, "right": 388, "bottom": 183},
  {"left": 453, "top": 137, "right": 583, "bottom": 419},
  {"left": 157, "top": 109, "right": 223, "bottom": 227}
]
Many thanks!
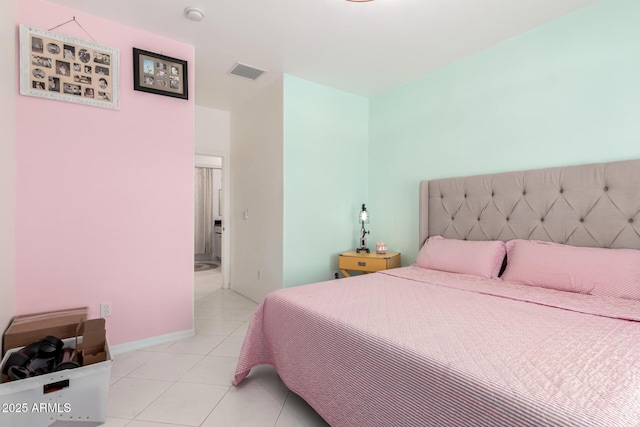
[{"left": 357, "top": 234, "right": 369, "bottom": 253}]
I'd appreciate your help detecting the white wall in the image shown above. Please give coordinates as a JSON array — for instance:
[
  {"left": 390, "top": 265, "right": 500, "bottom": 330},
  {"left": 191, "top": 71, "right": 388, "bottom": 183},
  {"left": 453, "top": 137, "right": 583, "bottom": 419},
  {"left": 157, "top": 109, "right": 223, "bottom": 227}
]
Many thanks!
[
  {"left": 0, "top": 0, "right": 16, "bottom": 342},
  {"left": 212, "top": 168, "right": 222, "bottom": 221},
  {"left": 195, "top": 105, "right": 230, "bottom": 155},
  {"left": 230, "top": 78, "right": 284, "bottom": 302}
]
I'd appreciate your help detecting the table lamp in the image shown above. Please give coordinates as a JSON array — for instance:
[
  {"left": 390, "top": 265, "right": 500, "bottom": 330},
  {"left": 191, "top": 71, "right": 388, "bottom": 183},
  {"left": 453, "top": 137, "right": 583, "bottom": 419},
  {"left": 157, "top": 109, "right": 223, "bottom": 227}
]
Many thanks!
[{"left": 357, "top": 203, "right": 370, "bottom": 253}]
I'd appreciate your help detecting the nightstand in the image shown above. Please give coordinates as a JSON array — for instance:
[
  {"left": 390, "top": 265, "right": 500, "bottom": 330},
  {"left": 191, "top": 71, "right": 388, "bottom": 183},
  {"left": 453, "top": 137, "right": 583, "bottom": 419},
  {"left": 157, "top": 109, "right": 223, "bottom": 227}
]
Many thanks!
[{"left": 338, "top": 251, "right": 401, "bottom": 277}]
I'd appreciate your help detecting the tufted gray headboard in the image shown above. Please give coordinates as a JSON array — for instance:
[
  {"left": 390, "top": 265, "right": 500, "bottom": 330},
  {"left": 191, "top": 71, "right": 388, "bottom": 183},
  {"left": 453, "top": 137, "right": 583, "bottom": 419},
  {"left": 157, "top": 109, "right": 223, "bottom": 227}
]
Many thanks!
[{"left": 419, "top": 159, "right": 640, "bottom": 250}]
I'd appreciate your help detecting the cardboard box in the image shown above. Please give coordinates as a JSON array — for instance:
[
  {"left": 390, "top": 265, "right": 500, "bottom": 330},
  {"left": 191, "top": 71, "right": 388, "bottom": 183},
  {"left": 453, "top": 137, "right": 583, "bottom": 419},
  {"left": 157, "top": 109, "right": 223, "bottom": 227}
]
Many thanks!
[
  {"left": 0, "top": 337, "right": 111, "bottom": 427},
  {"left": 3, "top": 308, "right": 87, "bottom": 356},
  {"left": 75, "top": 319, "right": 107, "bottom": 366}
]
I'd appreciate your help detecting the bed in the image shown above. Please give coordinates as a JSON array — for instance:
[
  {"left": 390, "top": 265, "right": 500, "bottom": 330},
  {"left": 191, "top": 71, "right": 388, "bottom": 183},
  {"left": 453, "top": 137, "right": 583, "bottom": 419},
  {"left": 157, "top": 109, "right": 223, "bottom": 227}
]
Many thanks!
[{"left": 233, "top": 159, "right": 640, "bottom": 426}]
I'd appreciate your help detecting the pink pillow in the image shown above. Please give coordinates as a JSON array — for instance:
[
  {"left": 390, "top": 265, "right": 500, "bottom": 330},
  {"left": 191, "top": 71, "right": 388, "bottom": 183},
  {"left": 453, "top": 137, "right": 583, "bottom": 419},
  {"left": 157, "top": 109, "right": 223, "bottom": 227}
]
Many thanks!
[
  {"left": 502, "top": 239, "right": 640, "bottom": 300},
  {"left": 415, "top": 236, "right": 506, "bottom": 279}
]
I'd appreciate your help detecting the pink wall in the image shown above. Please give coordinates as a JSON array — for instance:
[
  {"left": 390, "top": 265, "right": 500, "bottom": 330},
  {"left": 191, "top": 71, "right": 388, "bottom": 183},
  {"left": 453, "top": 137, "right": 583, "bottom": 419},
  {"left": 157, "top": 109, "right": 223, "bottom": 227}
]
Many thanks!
[{"left": 16, "top": 0, "right": 195, "bottom": 346}]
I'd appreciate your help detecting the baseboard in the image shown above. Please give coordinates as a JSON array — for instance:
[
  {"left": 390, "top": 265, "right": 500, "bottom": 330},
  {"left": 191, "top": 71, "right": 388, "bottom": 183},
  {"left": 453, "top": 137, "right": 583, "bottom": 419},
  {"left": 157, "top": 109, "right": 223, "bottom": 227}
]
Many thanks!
[{"left": 109, "top": 329, "right": 195, "bottom": 355}]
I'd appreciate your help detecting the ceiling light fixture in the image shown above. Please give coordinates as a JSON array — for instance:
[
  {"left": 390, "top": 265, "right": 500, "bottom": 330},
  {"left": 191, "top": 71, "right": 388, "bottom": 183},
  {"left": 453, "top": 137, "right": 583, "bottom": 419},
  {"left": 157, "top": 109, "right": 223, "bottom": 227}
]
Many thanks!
[{"left": 184, "top": 6, "right": 205, "bottom": 22}]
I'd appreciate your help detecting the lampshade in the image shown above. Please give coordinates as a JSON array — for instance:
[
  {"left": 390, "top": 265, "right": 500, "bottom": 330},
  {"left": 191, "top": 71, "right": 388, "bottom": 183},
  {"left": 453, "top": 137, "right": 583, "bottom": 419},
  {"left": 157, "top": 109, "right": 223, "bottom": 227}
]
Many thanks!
[{"left": 359, "top": 204, "right": 369, "bottom": 224}]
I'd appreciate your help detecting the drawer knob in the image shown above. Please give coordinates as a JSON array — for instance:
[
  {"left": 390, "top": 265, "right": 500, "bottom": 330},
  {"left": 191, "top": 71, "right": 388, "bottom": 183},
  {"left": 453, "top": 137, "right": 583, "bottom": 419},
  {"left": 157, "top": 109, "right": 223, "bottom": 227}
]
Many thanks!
[{"left": 358, "top": 262, "right": 366, "bottom": 267}]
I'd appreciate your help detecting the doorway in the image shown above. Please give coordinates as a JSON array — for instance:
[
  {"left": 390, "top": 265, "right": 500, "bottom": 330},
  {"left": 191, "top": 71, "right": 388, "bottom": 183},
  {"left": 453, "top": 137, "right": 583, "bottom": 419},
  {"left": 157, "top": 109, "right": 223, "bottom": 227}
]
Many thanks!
[
  {"left": 194, "top": 166, "right": 220, "bottom": 265},
  {"left": 194, "top": 154, "right": 229, "bottom": 291}
]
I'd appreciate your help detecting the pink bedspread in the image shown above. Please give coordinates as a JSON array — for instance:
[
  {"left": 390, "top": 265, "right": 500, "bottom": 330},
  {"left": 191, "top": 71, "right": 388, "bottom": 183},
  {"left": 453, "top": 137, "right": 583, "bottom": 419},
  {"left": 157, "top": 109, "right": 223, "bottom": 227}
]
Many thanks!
[{"left": 234, "top": 267, "right": 640, "bottom": 426}]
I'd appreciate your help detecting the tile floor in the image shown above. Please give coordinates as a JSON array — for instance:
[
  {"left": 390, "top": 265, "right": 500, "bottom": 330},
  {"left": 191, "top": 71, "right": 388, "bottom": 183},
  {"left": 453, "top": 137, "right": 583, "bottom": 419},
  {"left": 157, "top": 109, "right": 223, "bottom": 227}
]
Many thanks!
[{"left": 104, "top": 268, "right": 329, "bottom": 427}]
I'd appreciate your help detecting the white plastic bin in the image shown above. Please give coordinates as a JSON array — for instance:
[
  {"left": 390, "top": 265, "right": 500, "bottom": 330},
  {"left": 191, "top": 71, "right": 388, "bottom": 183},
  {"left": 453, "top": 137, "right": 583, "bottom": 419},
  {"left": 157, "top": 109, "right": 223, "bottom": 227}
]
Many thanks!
[{"left": 0, "top": 337, "right": 111, "bottom": 427}]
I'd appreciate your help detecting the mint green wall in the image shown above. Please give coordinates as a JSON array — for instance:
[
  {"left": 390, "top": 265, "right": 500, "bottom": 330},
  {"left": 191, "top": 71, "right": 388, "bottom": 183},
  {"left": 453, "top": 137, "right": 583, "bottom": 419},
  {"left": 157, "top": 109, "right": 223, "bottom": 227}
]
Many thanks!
[
  {"left": 369, "top": 0, "right": 640, "bottom": 264},
  {"left": 284, "top": 75, "right": 369, "bottom": 287}
]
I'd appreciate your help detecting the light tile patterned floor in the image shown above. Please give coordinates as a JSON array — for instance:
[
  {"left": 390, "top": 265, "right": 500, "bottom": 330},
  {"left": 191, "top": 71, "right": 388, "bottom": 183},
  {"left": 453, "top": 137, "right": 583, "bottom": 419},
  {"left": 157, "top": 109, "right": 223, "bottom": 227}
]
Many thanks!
[{"left": 104, "top": 269, "right": 329, "bottom": 427}]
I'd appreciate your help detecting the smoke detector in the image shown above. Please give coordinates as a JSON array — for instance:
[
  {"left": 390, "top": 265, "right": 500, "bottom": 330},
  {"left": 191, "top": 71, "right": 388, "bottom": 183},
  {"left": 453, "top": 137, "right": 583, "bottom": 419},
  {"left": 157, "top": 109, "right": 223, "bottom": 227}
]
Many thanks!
[
  {"left": 227, "top": 63, "right": 266, "bottom": 81},
  {"left": 184, "top": 6, "right": 204, "bottom": 22}
]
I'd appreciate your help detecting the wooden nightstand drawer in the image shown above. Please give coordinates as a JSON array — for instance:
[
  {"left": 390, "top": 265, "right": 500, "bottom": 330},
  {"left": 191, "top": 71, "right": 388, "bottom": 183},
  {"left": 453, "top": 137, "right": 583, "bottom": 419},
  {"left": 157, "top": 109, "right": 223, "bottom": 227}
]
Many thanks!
[
  {"left": 338, "top": 251, "right": 401, "bottom": 277},
  {"left": 339, "top": 256, "right": 387, "bottom": 272}
]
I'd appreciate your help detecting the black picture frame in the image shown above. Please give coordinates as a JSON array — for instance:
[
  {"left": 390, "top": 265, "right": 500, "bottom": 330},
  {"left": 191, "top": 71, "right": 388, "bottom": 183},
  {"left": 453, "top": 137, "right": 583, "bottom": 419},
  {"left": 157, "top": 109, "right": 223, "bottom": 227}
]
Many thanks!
[{"left": 133, "top": 48, "right": 188, "bottom": 100}]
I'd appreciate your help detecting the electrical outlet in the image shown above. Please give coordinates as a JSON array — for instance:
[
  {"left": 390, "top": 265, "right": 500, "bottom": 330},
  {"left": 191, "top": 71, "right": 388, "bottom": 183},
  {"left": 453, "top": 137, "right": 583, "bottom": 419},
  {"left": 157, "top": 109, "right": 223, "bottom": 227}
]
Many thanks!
[
  {"left": 334, "top": 271, "right": 340, "bottom": 280},
  {"left": 100, "top": 303, "right": 111, "bottom": 318}
]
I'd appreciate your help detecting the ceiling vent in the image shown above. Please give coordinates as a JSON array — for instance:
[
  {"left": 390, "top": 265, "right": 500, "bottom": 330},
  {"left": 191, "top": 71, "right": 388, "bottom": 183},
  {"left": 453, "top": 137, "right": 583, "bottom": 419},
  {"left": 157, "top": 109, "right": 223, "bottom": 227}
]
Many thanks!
[{"left": 227, "top": 63, "right": 266, "bottom": 81}]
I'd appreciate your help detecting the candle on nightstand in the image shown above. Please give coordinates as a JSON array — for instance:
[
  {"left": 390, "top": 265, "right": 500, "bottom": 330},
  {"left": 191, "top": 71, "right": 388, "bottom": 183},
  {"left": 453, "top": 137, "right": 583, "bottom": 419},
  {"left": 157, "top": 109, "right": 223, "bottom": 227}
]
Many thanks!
[{"left": 376, "top": 242, "right": 387, "bottom": 254}]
